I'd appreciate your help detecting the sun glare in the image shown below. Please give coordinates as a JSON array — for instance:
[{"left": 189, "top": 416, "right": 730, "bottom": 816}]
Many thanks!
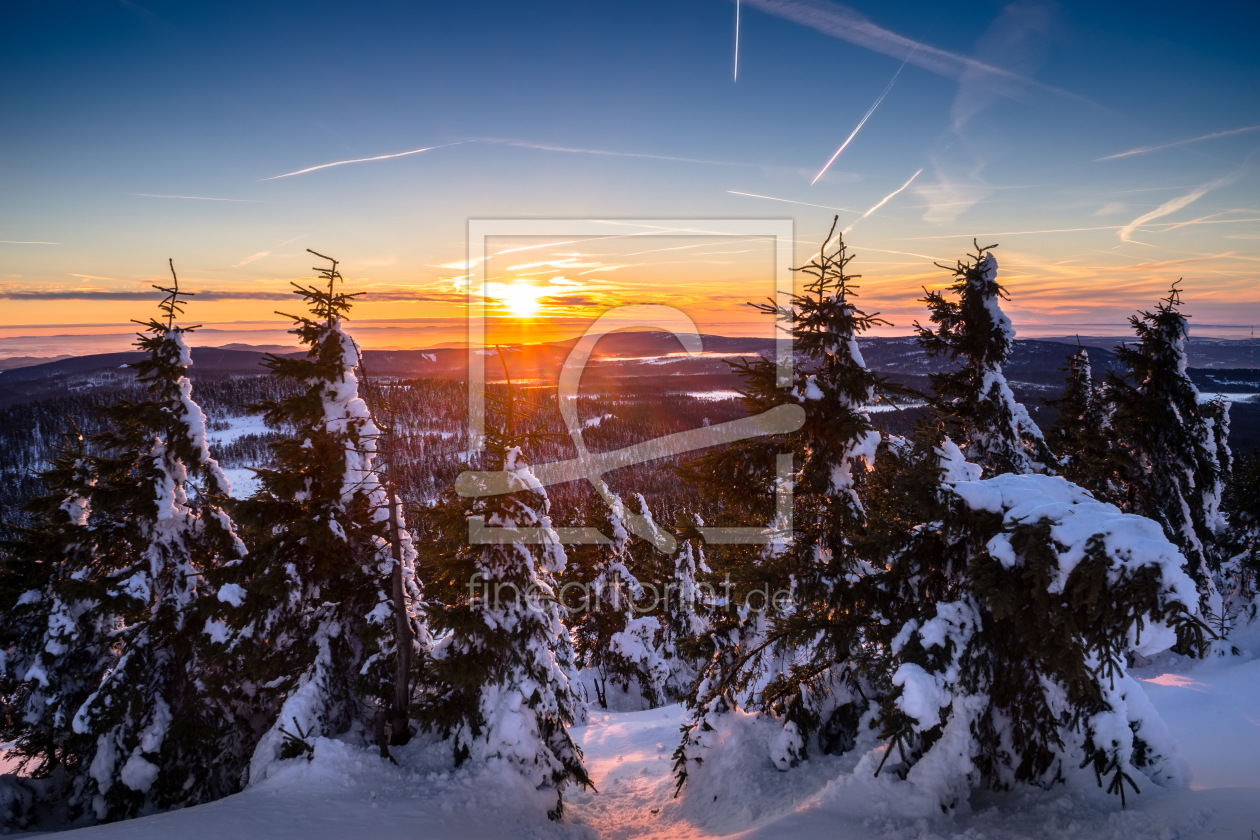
[{"left": 499, "top": 281, "right": 542, "bottom": 318}]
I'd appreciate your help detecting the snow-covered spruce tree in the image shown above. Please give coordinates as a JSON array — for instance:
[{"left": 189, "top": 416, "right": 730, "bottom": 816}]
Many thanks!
[
  {"left": 1217, "top": 450, "right": 1259, "bottom": 639},
  {"left": 353, "top": 353, "right": 428, "bottom": 742},
  {"left": 67, "top": 267, "right": 252, "bottom": 821},
  {"left": 659, "top": 528, "right": 712, "bottom": 701},
  {"left": 915, "top": 243, "right": 1056, "bottom": 477},
  {"left": 231, "top": 251, "right": 425, "bottom": 782},
  {"left": 0, "top": 434, "right": 105, "bottom": 827},
  {"left": 866, "top": 427, "right": 1205, "bottom": 809},
  {"left": 1046, "top": 346, "right": 1123, "bottom": 502},
  {"left": 418, "top": 365, "right": 592, "bottom": 821},
  {"left": 569, "top": 487, "right": 669, "bottom": 709},
  {"left": 1104, "top": 283, "right": 1230, "bottom": 609},
  {"left": 674, "top": 220, "right": 885, "bottom": 789}
]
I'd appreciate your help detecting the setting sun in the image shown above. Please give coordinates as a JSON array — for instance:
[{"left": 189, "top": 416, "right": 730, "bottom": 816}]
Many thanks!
[{"left": 498, "top": 280, "right": 543, "bottom": 318}]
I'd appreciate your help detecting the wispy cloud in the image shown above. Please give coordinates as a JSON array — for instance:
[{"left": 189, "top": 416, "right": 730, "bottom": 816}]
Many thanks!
[
  {"left": 913, "top": 2, "right": 1059, "bottom": 225},
  {"left": 742, "top": 0, "right": 1090, "bottom": 107},
  {"left": 232, "top": 251, "right": 271, "bottom": 267},
  {"left": 0, "top": 240, "right": 59, "bottom": 245},
  {"left": 1118, "top": 174, "right": 1238, "bottom": 243},
  {"left": 262, "top": 142, "right": 464, "bottom": 180},
  {"left": 843, "top": 168, "right": 922, "bottom": 234},
  {"left": 133, "top": 193, "right": 259, "bottom": 202},
  {"left": 915, "top": 166, "right": 994, "bottom": 226},
  {"left": 1097, "top": 124, "right": 1260, "bottom": 161},
  {"left": 0, "top": 288, "right": 465, "bottom": 302}
]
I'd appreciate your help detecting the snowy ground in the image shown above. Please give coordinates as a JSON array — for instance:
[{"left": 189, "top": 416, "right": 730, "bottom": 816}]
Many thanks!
[
  {"left": 207, "top": 415, "right": 272, "bottom": 447},
  {"left": 206, "top": 416, "right": 272, "bottom": 500},
  {"left": 28, "top": 627, "right": 1259, "bottom": 840},
  {"left": 221, "top": 468, "right": 261, "bottom": 500}
]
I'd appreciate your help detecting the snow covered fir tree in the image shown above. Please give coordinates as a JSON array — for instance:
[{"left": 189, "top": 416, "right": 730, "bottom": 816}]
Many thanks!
[
  {"left": 0, "top": 237, "right": 1256, "bottom": 836},
  {"left": 1103, "top": 283, "right": 1232, "bottom": 615},
  {"left": 568, "top": 486, "right": 671, "bottom": 710},
  {"left": 915, "top": 242, "right": 1058, "bottom": 477},
  {"left": 0, "top": 434, "right": 106, "bottom": 827},
  {"left": 229, "top": 251, "right": 426, "bottom": 781},
  {"left": 419, "top": 362, "right": 592, "bottom": 820},
  {"left": 0, "top": 265, "right": 252, "bottom": 824},
  {"left": 673, "top": 219, "right": 889, "bottom": 785},
  {"left": 671, "top": 231, "right": 1227, "bottom": 815}
]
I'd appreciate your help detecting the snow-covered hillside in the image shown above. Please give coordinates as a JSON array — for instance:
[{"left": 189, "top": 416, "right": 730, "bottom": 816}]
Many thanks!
[{"left": 34, "top": 628, "right": 1259, "bottom": 840}]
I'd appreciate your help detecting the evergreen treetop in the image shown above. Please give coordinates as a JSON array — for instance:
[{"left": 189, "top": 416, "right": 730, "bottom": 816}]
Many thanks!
[
  {"left": 1105, "top": 282, "right": 1229, "bottom": 600},
  {"left": 915, "top": 243, "right": 1055, "bottom": 477},
  {"left": 232, "top": 251, "right": 424, "bottom": 784},
  {"left": 64, "top": 264, "right": 250, "bottom": 821}
]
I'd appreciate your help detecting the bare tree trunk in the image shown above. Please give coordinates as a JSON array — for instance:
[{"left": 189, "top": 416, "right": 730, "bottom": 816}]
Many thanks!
[
  {"left": 354, "top": 347, "right": 415, "bottom": 747},
  {"left": 387, "top": 477, "right": 413, "bottom": 745}
]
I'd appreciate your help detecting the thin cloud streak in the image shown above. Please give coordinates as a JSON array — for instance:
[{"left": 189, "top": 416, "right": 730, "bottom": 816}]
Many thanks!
[
  {"left": 727, "top": 190, "right": 860, "bottom": 214},
  {"left": 491, "top": 139, "right": 742, "bottom": 167},
  {"left": 0, "top": 289, "right": 465, "bottom": 302},
  {"left": 1097, "top": 124, "right": 1260, "bottom": 161},
  {"left": 262, "top": 142, "right": 464, "bottom": 180},
  {"left": 264, "top": 138, "right": 751, "bottom": 181},
  {"left": 133, "top": 193, "right": 259, "bottom": 202},
  {"left": 0, "top": 240, "right": 59, "bottom": 245},
  {"left": 232, "top": 251, "right": 271, "bottom": 267},
  {"left": 881, "top": 214, "right": 1260, "bottom": 241},
  {"left": 843, "top": 168, "right": 923, "bottom": 234},
  {"left": 1118, "top": 174, "right": 1238, "bottom": 243}
]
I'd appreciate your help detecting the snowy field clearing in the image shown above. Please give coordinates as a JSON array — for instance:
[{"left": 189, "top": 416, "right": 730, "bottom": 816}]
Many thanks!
[
  {"left": 221, "top": 468, "right": 261, "bottom": 500},
  {"left": 207, "top": 416, "right": 274, "bottom": 499},
  {"left": 206, "top": 415, "right": 273, "bottom": 446},
  {"left": 38, "top": 630, "right": 1260, "bottom": 840}
]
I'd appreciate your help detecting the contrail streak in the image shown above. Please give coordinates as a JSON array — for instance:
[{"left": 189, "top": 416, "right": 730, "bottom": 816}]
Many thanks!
[
  {"left": 1098, "top": 124, "right": 1260, "bottom": 161},
  {"left": 843, "top": 168, "right": 923, "bottom": 234},
  {"left": 266, "top": 138, "right": 748, "bottom": 181},
  {"left": 727, "top": 190, "right": 861, "bottom": 214},
  {"left": 1119, "top": 174, "right": 1237, "bottom": 243},
  {"left": 495, "top": 140, "right": 740, "bottom": 166},
  {"left": 133, "top": 193, "right": 258, "bottom": 201},
  {"left": 262, "top": 142, "right": 463, "bottom": 180},
  {"left": 811, "top": 52, "right": 915, "bottom": 185},
  {"left": 734, "top": 0, "right": 741, "bottom": 81},
  {"left": 0, "top": 240, "right": 59, "bottom": 245}
]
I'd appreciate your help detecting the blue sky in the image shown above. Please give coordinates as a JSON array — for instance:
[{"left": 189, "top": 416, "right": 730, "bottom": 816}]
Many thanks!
[{"left": 2, "top": 0, "right": 1258, "bottom": 353}]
